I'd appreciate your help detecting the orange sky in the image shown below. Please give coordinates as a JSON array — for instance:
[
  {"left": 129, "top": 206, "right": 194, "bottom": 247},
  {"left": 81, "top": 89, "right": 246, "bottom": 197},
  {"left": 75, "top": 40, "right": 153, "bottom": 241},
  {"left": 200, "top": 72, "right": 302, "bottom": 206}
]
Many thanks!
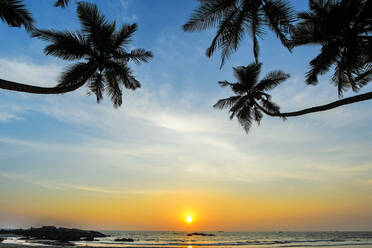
[{"left": 1, "top": 178, "right": 372, "bottom": 231}]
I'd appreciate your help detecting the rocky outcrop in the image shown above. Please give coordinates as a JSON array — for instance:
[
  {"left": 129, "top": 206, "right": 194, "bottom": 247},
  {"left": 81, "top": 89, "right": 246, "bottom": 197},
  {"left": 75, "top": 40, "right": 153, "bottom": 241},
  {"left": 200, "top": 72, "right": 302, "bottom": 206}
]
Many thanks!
[
  {"left": 0, "top": 226, "right": 106, "bottom": 241},
  {"left": 114, "top": 238, "right": 134, "bottom": 242},
  {"left": 187, "top": 232, "right": 215, "bottom": 236}
]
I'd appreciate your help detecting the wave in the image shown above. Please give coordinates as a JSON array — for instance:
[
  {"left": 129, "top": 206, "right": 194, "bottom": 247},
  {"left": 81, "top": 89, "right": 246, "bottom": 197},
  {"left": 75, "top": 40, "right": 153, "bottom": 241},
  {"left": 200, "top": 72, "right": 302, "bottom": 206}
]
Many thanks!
[
  {"left": 91, "top": 240, "right": 372, "bottom": 247},
  {"left": 280, "top": 243, "right": 372, "bottom": 247}
]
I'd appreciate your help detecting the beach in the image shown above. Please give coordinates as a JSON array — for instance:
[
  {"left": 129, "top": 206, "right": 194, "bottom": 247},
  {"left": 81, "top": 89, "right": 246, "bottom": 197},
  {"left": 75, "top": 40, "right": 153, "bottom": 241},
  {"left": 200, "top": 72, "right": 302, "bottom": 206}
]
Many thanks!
[{"left": 2, "top": 243, "right": 372, "bottom": 248}]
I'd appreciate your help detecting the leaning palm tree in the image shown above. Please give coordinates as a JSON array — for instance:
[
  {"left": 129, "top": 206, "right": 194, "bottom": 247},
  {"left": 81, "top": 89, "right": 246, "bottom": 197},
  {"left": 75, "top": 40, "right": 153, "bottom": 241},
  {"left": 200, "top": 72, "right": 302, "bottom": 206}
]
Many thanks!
[
  {"left": 183, "top": 0, "right": 295, "bottom": 67},
  {"left": 215, "top": 62, "right": 372, "bottom": 133},
  {"left": 0, "top": 0, "right": 34, "bottom": 31},
  {"left": 214, "top": 63, "right": 289, "bottom": 132},
  {"left": 290, "top": 0, "right": 372, "bottom": 96},
  {"left": 0, "top": 2, "right": 153, "bottom": 107}
]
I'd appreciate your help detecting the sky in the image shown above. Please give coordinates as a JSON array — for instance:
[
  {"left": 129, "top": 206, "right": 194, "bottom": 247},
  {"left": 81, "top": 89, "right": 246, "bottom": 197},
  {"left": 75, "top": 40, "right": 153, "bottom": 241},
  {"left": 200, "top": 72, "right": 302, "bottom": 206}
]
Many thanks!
[{"left": 0, "top": 0, "right": 372, "bottom": 231}]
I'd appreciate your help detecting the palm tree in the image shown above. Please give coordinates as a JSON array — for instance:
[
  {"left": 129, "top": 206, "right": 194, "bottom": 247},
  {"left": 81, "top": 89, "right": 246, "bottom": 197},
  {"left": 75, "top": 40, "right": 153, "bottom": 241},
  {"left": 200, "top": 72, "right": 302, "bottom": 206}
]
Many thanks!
[
  {"left": 54, "top": 0, "right": 70, "bottom": 8},
  {"left": 0, "top": 0, "right": 34, "bottom": 31},
  {"left": 183, "top": 0, "right": 295, "bottom": 67},
  {"left": 214, "top": 63, "right": 289, "bottom": 132},
  {"left": 290, "top": 0, "right": 372, "bottom": 96},
  {"left": 215, "top": 63, "right": 372, "bottom": 132},
  {"left": 0, "top": 2, "right": 153, "bottom": 107}
]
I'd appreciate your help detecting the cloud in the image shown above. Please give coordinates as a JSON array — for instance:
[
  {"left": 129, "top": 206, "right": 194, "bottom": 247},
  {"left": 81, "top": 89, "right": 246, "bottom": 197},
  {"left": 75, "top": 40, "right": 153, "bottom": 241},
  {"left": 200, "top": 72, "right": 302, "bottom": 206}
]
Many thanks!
[
  {"left": 0, "top": 111, "right": 22, "bottom": 122},
  {"left": 115, "top": 0, "right": 137, "bottom": 23},
  {"left": 0, "top": 58, "right": 62, "bottom": 87},
  {"left": 0, "top": 45, "right": 372, "bottom": 193}
]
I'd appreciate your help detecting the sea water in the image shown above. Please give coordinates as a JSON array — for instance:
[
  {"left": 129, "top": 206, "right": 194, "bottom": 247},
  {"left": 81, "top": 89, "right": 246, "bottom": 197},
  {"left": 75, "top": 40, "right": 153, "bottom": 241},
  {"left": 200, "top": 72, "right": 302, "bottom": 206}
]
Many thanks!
[
  {"left": 3, "top": 231, "right": 372, "bottom": 247},
  {"left": 79, "top": 231, "right": 372, "bottom": 247}
]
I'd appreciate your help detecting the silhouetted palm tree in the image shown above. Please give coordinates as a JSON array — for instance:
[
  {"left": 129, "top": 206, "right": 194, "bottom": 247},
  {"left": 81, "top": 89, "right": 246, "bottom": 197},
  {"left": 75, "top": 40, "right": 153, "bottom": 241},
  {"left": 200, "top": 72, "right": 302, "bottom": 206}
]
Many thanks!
[
  {"left": 54, "top": 0, "right": 70, "bottom": 8},
  {"left": 213, "top": 63, "right": 289, "bottom": 132},
  {"left": 0, "top": 0, "right": 34, "bottom": 31},
  {"left": 183, "top": 0, "right": 295, "bottom": 67},
  {"left": 0, "top": 2, "right": 153, "bottom": 107},
  {"left": 215, "top": 62, "right": 372, "bottom": 132},
  {"left": 291, "top": 0, "right": 372, "bottom": 96}
]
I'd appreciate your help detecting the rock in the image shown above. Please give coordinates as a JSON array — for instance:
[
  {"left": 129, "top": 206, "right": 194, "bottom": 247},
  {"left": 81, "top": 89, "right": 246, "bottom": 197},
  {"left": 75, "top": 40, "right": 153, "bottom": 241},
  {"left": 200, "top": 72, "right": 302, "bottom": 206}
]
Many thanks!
[
  {"left": 0, "top": 226, "right": 107, "bottom": 241},
  {"left": 0, "top": 238, "right": 4, "bottom": 243},
  {"left": 115, "top": 238, "right": 134, "bottom": 242},
  {"left": 187, "top": 232, "right": 215, "bottom": 237},
  {"left": 83, "top": 236, "right": 95, "bottom": 241}
]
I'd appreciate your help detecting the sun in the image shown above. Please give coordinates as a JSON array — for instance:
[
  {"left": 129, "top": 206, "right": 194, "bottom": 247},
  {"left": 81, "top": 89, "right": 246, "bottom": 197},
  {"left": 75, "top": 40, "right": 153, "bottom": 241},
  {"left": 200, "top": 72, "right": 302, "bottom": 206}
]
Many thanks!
[{"left": 186, "top": 215, "right": 193, "bottom": 223}]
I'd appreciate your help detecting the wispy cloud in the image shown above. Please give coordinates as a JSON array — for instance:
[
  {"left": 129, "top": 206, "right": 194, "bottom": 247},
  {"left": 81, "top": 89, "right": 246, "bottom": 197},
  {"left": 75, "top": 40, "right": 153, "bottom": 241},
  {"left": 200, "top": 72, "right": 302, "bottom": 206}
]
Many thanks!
[
  {"left": 1, "top": 56, "right": 371, "bottom": 189},
  {"left": 0, "top": 111, "right": 22, "bottom": 122},
  {"left": 0, "top": 58, "right": 62, "bottom": 87},
  {"left": 111, "top": 0, "right": 138, "bottom": 23}
]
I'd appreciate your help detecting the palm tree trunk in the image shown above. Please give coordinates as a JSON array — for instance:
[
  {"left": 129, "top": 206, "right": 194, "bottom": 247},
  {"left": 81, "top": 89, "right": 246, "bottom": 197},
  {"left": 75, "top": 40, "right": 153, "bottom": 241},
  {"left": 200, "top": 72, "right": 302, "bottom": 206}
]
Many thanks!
[
  {"left": 256, "top": 91, "right": 372, "bottom": 117},
  {"left": 0, "top": 78, "right": 85, "bottom": 94}
]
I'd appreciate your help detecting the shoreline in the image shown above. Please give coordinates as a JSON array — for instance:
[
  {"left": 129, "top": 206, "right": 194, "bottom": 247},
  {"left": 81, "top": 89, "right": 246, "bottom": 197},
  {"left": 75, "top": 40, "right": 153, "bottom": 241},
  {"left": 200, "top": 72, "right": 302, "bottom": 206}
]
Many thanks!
[{"left": 3, "top": 244, "right": 372, "bottom": 248}]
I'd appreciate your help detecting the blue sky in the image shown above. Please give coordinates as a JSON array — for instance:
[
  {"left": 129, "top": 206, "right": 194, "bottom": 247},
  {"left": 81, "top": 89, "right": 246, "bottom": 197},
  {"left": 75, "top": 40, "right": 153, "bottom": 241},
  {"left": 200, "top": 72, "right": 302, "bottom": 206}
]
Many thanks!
[{"left": 0, "top": 0, "right": 372, "bottom": 230}]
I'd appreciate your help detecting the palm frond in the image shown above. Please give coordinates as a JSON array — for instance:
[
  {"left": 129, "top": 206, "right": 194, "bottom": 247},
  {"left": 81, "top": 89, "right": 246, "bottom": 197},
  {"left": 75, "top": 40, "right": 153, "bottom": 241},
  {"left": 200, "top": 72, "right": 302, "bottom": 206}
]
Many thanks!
[
  {"left": 255, "top": 70, "right": 290, "bottom": 91},
  {"left": 114, "top": 48, "right": 153, "bottom": 65},
  {"left": 105, "top": 70, "right": 122, "bottom": 107},
  {"left": 252, "top": 105, "right": 263, "bottom": 125},
  {"left": 355, "top": 63, "right": 372, "bottom": 88},
  {"left": 292, "top": 0, "right": 371, "bottom": 95},
  {"left": 87, "top": 72, "right": 104, "bottom": 103},
  {"left": 106, "top": 61, "right": 141, "bottom": 90},
  {"left": 182, "top": 0, "right": 236, "bottom": 32},
  {"left": 54, "top": 0, "right": 70, "bottom": 8},
  {"left": 290, "top": 21, "right": 324, "bottom": 46},
  {"left": 306, "top": 42, "right": 340, "bottom": 85},
  {"left": 236, "top": 106, "right": 253, "bottom": 133},
  {"left": 77, "top": 2, "right": 116, "bottom": 52},
  {"left": 217, "top": 80, "right": 235, "bottom": 88},
  {"left": 213, "top": 1, "right": 263, "bottom": 67},
  {"left": 205, "top": 4, "right": 241, "bottom": 60},
  {"left": 0, "top": 0, "right": 34, "bottom": 31},
  {"left": 183, "top": 0, "right": 295, "bottom": 67},
  {"left": 112, "top": 23, "right": 137, "bottom": 48},
  {"left": 332, "top": 58, "right": 357, "bottom": 97},
  {"left": 57, "top": 62, "right": 96, "bottom": 88},
  {"left": 77, "top": 1, "right": 108, "bottom": 34},
  {"left": 229, "top": 95, "right": 250, "bottom": 120},
  {"left": 262, "top": 0, "right": 295, "bottom": 48},
  {"left": 32, "top": 29, "right": 91, "bottom": 60},
  {"left": 260, "top": 98, "right": 281, "bottom": 115},
  {"left": 233, "top": 63, "right": 261, "bottom": 85},
  {"left": 356, "top": 0, "right": 372, "bottom": 24},
  {"left": 213, "top": 95, "right": 241, "bottom": 109}
]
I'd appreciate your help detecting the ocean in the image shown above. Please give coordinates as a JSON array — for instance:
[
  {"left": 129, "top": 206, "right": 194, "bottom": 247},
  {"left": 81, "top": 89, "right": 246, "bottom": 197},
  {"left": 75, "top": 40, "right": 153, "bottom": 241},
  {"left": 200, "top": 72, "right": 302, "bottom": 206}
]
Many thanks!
[{"left": 3, "top": 231, "right": 372, "bottom": 247}]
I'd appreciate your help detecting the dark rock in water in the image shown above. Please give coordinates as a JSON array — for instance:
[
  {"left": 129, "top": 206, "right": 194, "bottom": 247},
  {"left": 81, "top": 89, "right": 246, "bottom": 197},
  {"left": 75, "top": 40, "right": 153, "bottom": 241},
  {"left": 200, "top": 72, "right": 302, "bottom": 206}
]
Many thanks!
[
  {"left": 187, "top": 232, "right": 215, "bottom": 237},
  {"left": 0, "top": 238, "right": 4, "bottom": 243},
  {"left": 115, "top": 238, "right": 134, "bottom": 242},
  {"left": 83, "top": 236, "right": 95, "bottom": 241},
  {"left": 0, "top": 226, "right": 106, "bottom": 241}
]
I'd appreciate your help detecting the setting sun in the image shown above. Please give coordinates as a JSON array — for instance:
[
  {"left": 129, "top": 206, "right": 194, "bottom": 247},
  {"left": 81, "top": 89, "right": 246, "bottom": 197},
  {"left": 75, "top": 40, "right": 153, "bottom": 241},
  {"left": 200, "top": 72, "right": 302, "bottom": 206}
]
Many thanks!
[{"left": 186, "top": 215, "right": 193, "bottom": 223}]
